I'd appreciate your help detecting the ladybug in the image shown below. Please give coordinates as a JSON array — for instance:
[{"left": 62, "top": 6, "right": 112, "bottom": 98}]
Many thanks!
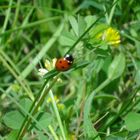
[{"left": 55, "top": 54, "right": 74, "bottom": 71}]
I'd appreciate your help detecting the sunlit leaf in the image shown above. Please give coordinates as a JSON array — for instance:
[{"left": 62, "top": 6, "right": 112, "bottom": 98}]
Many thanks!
[
  {"left": 69, "top": 16, "right": 79, "bottom": 37},
  {"left": 135, "top": 70, "right": 140, "bottom": 86},
  {"left": 6, "top": 130, "right": 19, "bottom": 140},
  {"left": 36, "top": 112, "right": 53, "bottom": 129},
  {"left": 19, "top": 98, "right": 32, "bottom": 112},
  {"left": 108, "top": 53, "right": 125, "bottom": 80},
  {"left": 59, "top": 31, "right": 76, "bottom": 46},
  {"left": 3, "top": 111, "right": 24, "bottom": 130},
  {"left": 84, "top": 95, "right": 101, "bottom": 140},
  {"left": 124, "top": 112, "right": 140, "bottom": 131},
  {"left": 78, "top": 15, "right": 87, "bottom": 36}
]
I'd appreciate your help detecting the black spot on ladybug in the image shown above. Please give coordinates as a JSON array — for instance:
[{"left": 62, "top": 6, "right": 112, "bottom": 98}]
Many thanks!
[
  {"left": 59, "top": 61, "right": 62, "bottom": 63},
  {"left": 61, "top": 66, "right": 65, "bottom": 69}
]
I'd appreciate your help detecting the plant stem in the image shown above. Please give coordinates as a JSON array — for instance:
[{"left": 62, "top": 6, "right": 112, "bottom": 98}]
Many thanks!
[
  {"left": 17, "top": 75, "right": 60, "bottom": 139},
  {"left": 84, "top": 78, "right": 111, "bottom": 137},
  {"left": 20, "top": 22, "right": 64, "bottom": 79},
  {"left": 48, "top": 125, "right": 59, "bottom": 140},
  {"left": 85, "top": 78, "right": 111, "bottom": 115},
  {"left": 12, "top": 0, "right": 21, "bottom": 28},
  {"left": 0, "top": 54, "right": 34, "bottom": 100},
  {"left": 0, "top": 88, "right": 48, "bottom": 135},
  {"left": 65, "top": 16, "right": 102, "bottom": 55},
  {"left": 0, "top": 0, "right": 13, "bottom": 44},
  {"left": 65, "top": 0, "right": 118, "bottom": 55},
  {"left": 3, "top": 22, "right": 63, "bottom": 100},
  {"left": 49, "top": 90, "right": 67, "bottom": 140},
  {"left": 108, "top": 0, "right": 118, "bottom": 25},
  {"left": 0, "top": 16, "right": 60, "bottom": 37}
]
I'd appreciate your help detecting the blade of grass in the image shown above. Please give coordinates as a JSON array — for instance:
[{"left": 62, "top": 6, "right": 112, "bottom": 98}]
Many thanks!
[
  {"left": 0, "top": 55, "right": 34, "bottom": 100},
  {"left": 17, "top": 74, "right": 60, "bottom": 139},
  {"left": 101, "top": 87, "right": 140, "bottom": 132},
  {"left": 3, "top": 22, "right": 64, "bottom": 99},
  {"left": 84, "top": 78, "right": 111, "bottom": 138},
  {"left": 0, "top": 49, "right": 33, "bottom": 97},
  {"left": 0, "top": 88, "right": 46, "bottom": 133},
  {"left": 0, "top": 0, "right": 13, "bottom": 44},
  {"left": 0, "top": 16, "right": 61, "bottom": 37},
  {"left": 49, "top": 90, "right": 67, "bottom": 140},
  {"left": 0, "top": 88, "right": 57, "bottom": 139},
  {"left": 17, "top": 47, "right": 37, "bottom": 66},
  {"left": 9, "top": 7, "right": 35, "bottom": 63},
  {"left": 65, "top": 0, "right": 119, "bottom": 55},
  {"left": 0, "top": 7, "right": 35, "bottom": 100},
  {"left": 12, "top": 0, "right": 21, "bottom": 28},
  {"left": 65, "top": 16, "right": 102, "bottom": 55},
  {"left": 121, "top": 31, "right": 140, "bottom": 43},
  {"left": 107, "top": 0, "right": 118, "bottom": 25},
  {"left": 48, "top": 125, "right": 59, "bottom": 140},
  {"left": 20, "top": 22, "right": 64, "bottom": 79}
]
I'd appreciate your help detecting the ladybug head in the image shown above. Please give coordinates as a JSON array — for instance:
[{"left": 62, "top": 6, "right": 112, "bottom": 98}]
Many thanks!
[{"left": 64, "top": 54, "right": 74, "bottom": 62}]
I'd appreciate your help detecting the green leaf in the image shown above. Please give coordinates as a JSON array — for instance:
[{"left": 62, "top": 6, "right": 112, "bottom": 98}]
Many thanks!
[
  {"left": 3, "top": 111, "right": 24, "bottom": 129},
  {"left": 89, "top": 24, "right": 108, "bottom": 38},
  {"left": 69, "top": 16, "right": 79, "bottom": 37},
  {"left": 124, "top": 112, "right": 140, "bottom": 131},
  {"left": 135, "top": 102, "right": 140, "bottom": 110},
  {"left": 135, "top": 70, "right": 140, "bottom": 86},
  {"left": 83, "top": 78, "right": 110, "bottom": 139},
  {"left": 108, "top": 53, "right": 125, "bottom": 80},
  {"left": 94, "top": 94, "right": 118, "bottom": 100},
  {"left": 59, "top": 31, "right": 76, "bottom": 46},
  {"left": 106, "top": 135, "right": 125, "bottom": 140},
  {"left": 36, "top": 112, "right": 53, "bottom": 129},
  {"left": 88, "top": 24, "right": 109, "bottom": 48},
  {"left": 85, "top": 58, "right": 104, "bottom": 82},
  {"left": 93, "top": 59, "right": 104, "bottom": 73},
  {"left": 6, "top": 130, "right": 19, "bottom": 140},
  {"left": 37, "top": 130, "right": 49, "bottom": 140},
  {"left": 102, "top": 56, "right": 112, "bottom": 73},
  {"left": 85, "top": 15, "right": 97, "bottom": 28},
  {"left": 79, "top": 1, "right": 103, "bottom": 11},
  {"left": 19, "top": 98, "right": 32, "bottom": 112},
  {"left": 84, "top": 95, "right": 101, "bottom": 140},
  {"left": 78, "top": 15, "right": 86, "bottom": 36}
]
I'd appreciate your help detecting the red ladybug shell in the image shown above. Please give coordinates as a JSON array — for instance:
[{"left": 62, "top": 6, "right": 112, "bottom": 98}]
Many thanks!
[{"left": 55, "top": 58, "right": 72, "bottom": 71}]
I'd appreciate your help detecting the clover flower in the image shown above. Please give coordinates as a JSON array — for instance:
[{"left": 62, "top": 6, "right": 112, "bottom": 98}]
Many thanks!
[
  {"left": 38, "top": 58, "right": 56, "bottom": 77},
  {"left": 47, "top": 95, "right": 59, "bottom": 104},
  {"left": 47, "top": 96, "right": 65, "bottom": 110},
  {"left": 57, "top": 103, "right": 65, "bottom": 110},
  {"left": 38, "top": 58, "right": 62, "bottom": 83},
  {"left": 96, "top": 27, "right": 121, "bottom": 47}
]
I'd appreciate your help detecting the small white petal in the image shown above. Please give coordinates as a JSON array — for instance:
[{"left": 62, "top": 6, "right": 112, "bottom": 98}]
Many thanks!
[{"left": 38, "top": 68, "right": 48, "bottom": 77}]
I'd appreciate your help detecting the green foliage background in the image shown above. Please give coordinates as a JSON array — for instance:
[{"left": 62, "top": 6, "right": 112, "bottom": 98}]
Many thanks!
[{"left": 0, "top": 0, "right": 140, "bottom": 140}]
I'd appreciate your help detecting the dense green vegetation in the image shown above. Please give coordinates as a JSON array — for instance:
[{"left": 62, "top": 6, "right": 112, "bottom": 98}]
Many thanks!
[{"left": 0, "top": 0, "right": 140, "bottom": 139}]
